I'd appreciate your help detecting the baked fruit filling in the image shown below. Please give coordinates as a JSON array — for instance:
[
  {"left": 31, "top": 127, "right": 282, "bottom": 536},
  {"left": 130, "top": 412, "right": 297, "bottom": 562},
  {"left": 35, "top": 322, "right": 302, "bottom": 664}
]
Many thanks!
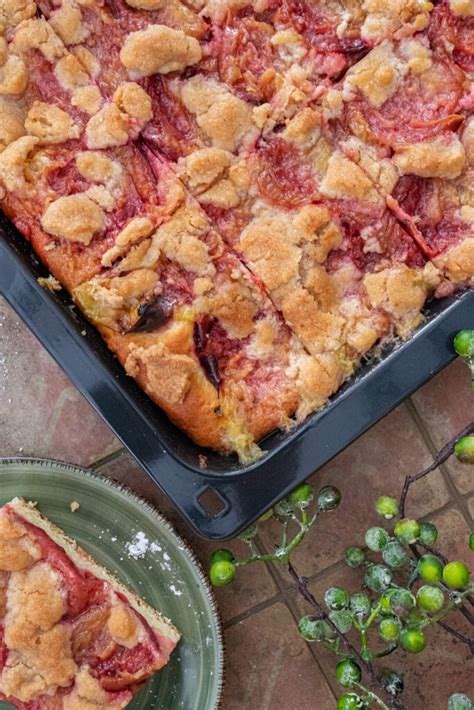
[
  {"left": 334, "top": 37, "right": 469, "bottom": 165},
  {"left": 273, "top": 0, "right": 369, "bottom": 78},
  {"left": 72, "top": 203, "right": 339, "bottom": 459},
  {"left": 0, "top": 498, "right": 180, "bottom": 709},
  {"left": 0, "top": 0, "right": 472, "bottom": 460},
  {"left": 429, "top": 0, "right": 474, "bottom": 74}
]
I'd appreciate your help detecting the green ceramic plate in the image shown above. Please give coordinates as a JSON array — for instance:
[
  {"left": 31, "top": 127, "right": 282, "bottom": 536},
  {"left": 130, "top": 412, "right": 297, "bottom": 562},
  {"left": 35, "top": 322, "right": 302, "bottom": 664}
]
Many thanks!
[{"left": 0, "top": 458, "right": 223, "bottom": 710}]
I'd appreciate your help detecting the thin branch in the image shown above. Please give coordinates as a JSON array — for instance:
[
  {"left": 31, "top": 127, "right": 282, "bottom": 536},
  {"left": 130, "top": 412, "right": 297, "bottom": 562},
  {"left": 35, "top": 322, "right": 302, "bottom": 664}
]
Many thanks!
[
  {"left": 415, "top": 542, "right": 448, "bottom": 565},
  {"left": 458, "top": 604, "right": 474, "bottom": 626},
  {"left": 288, "top": 561, "right": 405, "bottom": 710},
  {"left": 437, "top": 621, "right": 474, "bottom": 653},
  {"left": 398, "top": 421, "right": 474, "bottom": 518}
]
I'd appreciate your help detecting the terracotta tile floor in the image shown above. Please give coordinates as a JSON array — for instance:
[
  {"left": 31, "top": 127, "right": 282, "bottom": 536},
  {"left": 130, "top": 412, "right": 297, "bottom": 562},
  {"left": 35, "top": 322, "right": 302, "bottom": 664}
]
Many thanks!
[{"left": 1, "top": 295, "right": 473, "bottom": 710}]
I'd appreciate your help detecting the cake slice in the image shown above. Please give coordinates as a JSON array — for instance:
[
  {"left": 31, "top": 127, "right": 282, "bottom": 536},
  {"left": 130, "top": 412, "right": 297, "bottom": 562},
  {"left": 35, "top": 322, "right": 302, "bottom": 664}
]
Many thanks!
[{"left": 0, "top": 498, "right": 180, "bottom": 709}]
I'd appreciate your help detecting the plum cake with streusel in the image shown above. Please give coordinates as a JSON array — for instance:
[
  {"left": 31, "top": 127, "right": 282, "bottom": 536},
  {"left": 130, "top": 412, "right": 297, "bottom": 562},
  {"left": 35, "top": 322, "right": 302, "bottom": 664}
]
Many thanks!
[{"left": 0, "top": 0, "right": 472, "bottom": 461}]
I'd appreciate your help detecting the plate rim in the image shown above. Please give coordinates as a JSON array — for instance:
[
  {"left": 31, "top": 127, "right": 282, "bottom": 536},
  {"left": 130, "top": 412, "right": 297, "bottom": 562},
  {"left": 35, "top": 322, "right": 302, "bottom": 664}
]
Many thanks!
[{"left": 0, "top": 456, "right": 225, "bottom": 710}]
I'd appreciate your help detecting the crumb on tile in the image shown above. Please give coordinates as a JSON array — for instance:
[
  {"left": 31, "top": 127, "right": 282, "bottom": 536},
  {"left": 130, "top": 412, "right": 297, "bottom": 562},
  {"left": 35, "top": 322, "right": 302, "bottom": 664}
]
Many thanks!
[{"left": 70, "top": 500, "right": 80, "bottom": 512}]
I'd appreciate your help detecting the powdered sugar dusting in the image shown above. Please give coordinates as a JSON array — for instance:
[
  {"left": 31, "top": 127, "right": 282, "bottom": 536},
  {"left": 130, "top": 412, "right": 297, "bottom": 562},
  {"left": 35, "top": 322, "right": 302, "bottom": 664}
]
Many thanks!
[
  {"left": 125, "top": 531, "right": 152, "bottom": 559},
  {"left": 122, "top": 532, "right": 186, "bottom": 596}
]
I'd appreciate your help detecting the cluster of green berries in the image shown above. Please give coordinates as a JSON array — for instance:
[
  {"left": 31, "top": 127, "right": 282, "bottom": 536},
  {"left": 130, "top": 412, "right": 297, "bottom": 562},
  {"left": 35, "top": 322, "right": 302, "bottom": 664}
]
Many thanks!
[
  {"left": 300, "top": 490, "right": 473, "bottom": 707},
  {"left": 208, "top": 482, "right": 341, "bottom": 587},
  {"left": 347, "top": 497, "right": 471, "bottom": 650}
]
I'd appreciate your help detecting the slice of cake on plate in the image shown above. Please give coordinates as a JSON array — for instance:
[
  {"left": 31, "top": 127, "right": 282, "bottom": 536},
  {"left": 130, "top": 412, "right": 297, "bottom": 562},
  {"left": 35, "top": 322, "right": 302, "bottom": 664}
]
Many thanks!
[{"left": 0, "top": 497, "right": 180, "bottom": 709}]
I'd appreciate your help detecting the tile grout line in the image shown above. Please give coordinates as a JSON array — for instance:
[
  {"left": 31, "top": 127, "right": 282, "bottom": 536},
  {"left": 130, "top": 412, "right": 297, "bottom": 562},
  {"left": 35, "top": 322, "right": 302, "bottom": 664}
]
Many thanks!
[
  {"left": 253, "top": 534, "right": 339, "bottom": 699},
  {"left": 89, "top": 446, "right": 127, "bottom": 470},
  {"left": 222, "top": 589, "right": 289, "bottom": 630},
  {"left": 405, "top": 398, "right": 474, "bottom": 525},
  {"left": 460, "top": 490, "right": 474, "bottom": 519}
]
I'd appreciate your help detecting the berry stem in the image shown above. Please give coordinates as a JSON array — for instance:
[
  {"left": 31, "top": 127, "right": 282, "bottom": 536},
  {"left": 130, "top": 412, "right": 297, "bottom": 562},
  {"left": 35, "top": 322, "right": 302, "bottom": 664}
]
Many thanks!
[
  {"left": 420, "top": 589, "right": 472, "bottom": 628},
  {"left": 415, "top": 541, "right": 448, "bottom": 564},
  {"left": 359, "top": 603, "right": 382, "bottom": 661},
  {"left": 398, "top": 422, "right": 474, "bottom": 518},
  {"left": 354, "top": 682, "right": 390, "bottom": 710},
  {"left": 372, "top": 645, "right": 398, "bottom": 659},
  {"left": 234, "top": 509, "right": 318, "bottom": 567},
  {"left": 281, "top": 518, "right": 289, "bottom": 549},
  {"left": 364, "top": 603, "right": 382, "bottom": 630}
]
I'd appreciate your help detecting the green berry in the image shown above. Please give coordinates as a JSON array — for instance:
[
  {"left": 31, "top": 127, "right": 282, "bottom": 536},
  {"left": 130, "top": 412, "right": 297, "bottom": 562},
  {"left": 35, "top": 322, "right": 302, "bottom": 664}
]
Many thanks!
[
  {"left": 365, "top": 527, "right": 390, "bottom": 552},
  {"left": 274, "top": 498, "right": 294, "bottom": 517},
  {"left": 454, "top": 330, "right": 474, "bottom": 358},
  {"left": 378, "top": 616, "right": 401, "bottom": 642},
  {"left": 329, "top": 610, "right": 353, "bottom": 634},
  {"left": 337, "top": 693, "right": 366, "bottom": 710},
  {"left": 324, "top": 586, "right": 349, "bottom": 611},
  {"left": 394, "top": 519, "right": 421, "bottom": 544},
  {"left": 345, "top": 547, "right": 366, "bottom": 568},
  {"left": 418, "top": 522, "right": 438, "bottom": 546},
  {"left": 238, "top": 524, "right": 257, "bottom": 542},
  {"left": 448, "top": 693, "right": 474, "bottom": 710},
  {"left": 209, "top": 560, "right": 236, "bottom": 587},
  {"left": 298, "top": 616, "right": 333, "bottom": 642},
  {"left": 382, "top": 541, "right": 408, "bottom": 569},
  {"left": 418, "top": 554, "right": 444, "bottom": 583},
  {"left": 455, "top": 436, "right": 474, "bottom": 465},
  {"left": 209, "top": 548, "right": 235, "bottom": 566},
  {"left": 335, "top": 659, "right": 362, "bottom": 688},
  {"left": 469, "top": 532, "right": 474, "bottom": 552},
  {"left": 416, "top": 585, "right": 445, "bottom": 612},
  {"left": 375, "top": 496, "right": 399, "bottom": 519},
  {"left": 350, "top": 593, "right": 371, "bottom": 620},
  {"left": 399, "top": 627, "right": 426, "bottom": 654},
  {"left": 443, "top": 561, "right": 471, "bottom": 589},
  {"left": 389, "top": 588, "right": 416, "bottom": 618},
  {"left": 288, "top": 482, "right": 314, "bottom": 508},
  {"left": 381, "top": 670, "right": 404, "bottom": 698},
  {"left": 317, "top": 485, "right": 342, "bottom": 511},
  {"left": 364, "top": 564, "right": 393, "bottom": 592}
]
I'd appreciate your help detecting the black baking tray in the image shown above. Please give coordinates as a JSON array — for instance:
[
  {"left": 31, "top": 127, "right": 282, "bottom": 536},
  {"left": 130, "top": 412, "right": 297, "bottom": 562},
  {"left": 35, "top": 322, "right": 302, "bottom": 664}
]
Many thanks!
[{"left": 1, "top": 216, "right": 473, "bottom": 539}]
